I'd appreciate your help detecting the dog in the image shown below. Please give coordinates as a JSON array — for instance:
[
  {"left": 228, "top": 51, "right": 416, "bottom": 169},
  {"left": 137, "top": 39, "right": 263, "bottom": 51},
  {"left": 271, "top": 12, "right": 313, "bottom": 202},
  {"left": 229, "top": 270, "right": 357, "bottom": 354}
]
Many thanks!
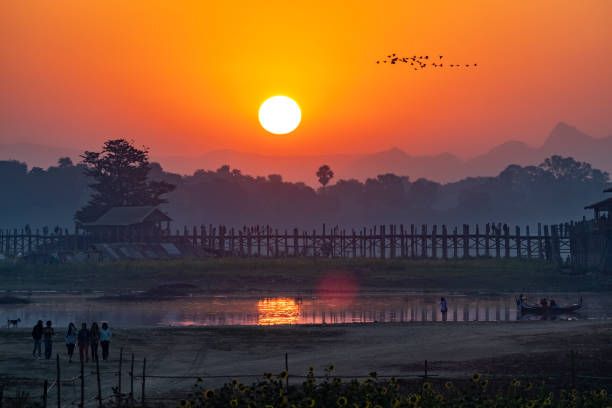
[{"left": 7, "top": 318, "right": 21, "bottom": 328}]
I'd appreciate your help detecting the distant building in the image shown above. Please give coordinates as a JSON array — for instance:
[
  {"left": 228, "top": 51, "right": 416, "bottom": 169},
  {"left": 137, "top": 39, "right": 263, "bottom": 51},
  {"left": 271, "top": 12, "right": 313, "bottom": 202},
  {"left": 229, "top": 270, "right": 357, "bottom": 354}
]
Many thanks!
[
  {"left": 584, "top": 189, "right": 612, "bottom": 221},
  {"left": 77, "top": 206, "right": 171, "bottom": 242},
  {"left": 571, "top": 188, "right": 612, "bottom": 273}
]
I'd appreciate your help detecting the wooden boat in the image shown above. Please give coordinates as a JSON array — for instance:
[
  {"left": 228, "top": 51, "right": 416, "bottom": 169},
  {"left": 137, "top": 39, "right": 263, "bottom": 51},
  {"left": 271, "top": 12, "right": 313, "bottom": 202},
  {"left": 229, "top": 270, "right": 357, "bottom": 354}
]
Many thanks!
[{"left": 516, "top": 297, "right": 582, "bottom": 315}]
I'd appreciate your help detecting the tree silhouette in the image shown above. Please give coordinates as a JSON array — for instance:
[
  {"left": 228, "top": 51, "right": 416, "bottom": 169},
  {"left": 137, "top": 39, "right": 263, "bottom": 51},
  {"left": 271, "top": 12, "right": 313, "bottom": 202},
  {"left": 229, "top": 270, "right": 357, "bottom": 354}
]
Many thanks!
[
  {"left": 57, "top": 157, "right": 73, "bottom": 168},
  {"left": 75, "top": 139, "right": 175, "bottom": 223},
  {"left": 316, "top": 165, "right": 334, "bottom": 187}
]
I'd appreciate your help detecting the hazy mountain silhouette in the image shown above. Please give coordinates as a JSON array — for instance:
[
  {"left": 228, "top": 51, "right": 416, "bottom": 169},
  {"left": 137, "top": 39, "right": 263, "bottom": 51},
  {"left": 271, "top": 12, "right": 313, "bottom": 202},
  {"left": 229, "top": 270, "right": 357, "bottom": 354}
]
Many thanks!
[{"left": 2, "top": 123, "right": 610, "bottom": 185}]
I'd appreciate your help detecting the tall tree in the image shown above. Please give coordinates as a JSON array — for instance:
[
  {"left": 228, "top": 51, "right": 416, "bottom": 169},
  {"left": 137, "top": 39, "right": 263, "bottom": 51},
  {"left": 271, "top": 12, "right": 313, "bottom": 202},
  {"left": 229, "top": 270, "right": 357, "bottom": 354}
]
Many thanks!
[
  {"left": 75, "top": 139, "right": 175, "bottom": 222},
  {"left": 316, "top": 165, "right": 334, "bottom": 187}
]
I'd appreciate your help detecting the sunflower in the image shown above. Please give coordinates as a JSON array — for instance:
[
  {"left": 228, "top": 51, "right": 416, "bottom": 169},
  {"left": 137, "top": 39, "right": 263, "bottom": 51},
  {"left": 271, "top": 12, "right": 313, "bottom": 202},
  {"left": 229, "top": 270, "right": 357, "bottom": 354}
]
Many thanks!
[
  {"left": 600, "top": 389, "right": 608, "bottom": 398},
  {"left": 511, "top": 379, "right": 521, "bottom": 387},
  {"left": 369, "top": 372, "right": 378, "bottom": 379},
  {"left": 328, "top": 364, "right": 335, "bottom": 371},
  {"left": 524, "top": 383, "right": 533, "bottom": 391},
  {"left": 392, "top": 399, "right": 400, "bottom": 408},
  {"left": 179, "top": 400, "right": 187, "bottom": 407},
  {"left": 197, "top": 377, "right": 203, "bottom": 382},
  {"left": 230, "top": 399, "right": 238, "bottom": 407},
  {"left": 337, "top": 396, "right": 348, "bottom": 407},
  {"left": 422, "top": 382, "right": 431, "bottom": 391},
  {"left": 307, "top": 399, "right": 316, "bottom": 408},
  {"left": 444, "top": 381, "right": 453, "bottom": 389},
  {"left": 471, "top": 373, "right": 481, "bottom": 383},
  {"left": 280, "top": 371, "right": 289, "bottom": 380},
  {"left": 204, "top": 389, "right": 215, "bottom": 400},
  {"left": 380, "top": 387, "right": 388, "bottom": 395}
]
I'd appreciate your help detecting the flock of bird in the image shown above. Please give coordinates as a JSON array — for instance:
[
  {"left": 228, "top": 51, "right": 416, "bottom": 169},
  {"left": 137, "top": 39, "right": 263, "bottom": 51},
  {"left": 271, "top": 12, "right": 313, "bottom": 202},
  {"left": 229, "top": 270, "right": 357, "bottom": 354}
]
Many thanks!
[{"left": 376, "top": 54, "right": 478, "bottom": 70}]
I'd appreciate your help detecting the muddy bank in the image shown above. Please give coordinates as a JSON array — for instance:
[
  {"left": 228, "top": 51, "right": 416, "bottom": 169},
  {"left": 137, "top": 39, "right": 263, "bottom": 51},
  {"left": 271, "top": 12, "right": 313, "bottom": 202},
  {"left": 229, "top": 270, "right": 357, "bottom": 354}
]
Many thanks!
[{"left": 1, "top": 320, "right": 611, "bottom": 405}]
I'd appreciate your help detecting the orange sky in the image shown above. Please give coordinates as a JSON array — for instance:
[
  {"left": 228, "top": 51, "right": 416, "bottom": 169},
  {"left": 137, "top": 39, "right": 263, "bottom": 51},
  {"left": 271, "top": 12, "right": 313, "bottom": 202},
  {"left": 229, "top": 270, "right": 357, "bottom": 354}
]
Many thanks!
[{"left": 1, "top": 1, "right": 611, "bottom": 158}]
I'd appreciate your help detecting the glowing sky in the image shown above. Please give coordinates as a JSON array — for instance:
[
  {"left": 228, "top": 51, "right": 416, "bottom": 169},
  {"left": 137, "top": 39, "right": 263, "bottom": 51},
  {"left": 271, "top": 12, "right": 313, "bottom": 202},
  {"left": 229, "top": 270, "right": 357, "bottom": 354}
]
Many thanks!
[{"left": 1, "top": 1, "right": 611, "bottom": 158}]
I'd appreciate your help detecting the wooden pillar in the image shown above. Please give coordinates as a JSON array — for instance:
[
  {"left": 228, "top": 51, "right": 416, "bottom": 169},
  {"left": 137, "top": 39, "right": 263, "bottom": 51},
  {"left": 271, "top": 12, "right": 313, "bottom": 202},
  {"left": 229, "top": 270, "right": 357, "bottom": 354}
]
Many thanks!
[
  {"left": 380, "top": 225, "right": 386, "bottom": 259},
  {"left": 410, "top": 224, "right": 416, "bottom": 259},
  {"left": 515, "top": 226, "right": 521, "bottom": 258},
  {"left": 389, "top": 225, "right": 395, "bottom": 258},
  {"left": 538, "top": 222, "right": 544, "bottom": 259},
  {"left": 495, "top": 224, "right": 501, "bottom": 258},
  {"left": 453, "top": 227, "right": 458, "bottom": 259},
  {"left": 463, "top": 224, "right": 469, "bottom": 259},
  {"left": 441, "top": 225, "right": 448, "bottom": 260},
  {"left": 484, "top": 224, "right": 490, "bottom": 257},
  {"left": 474, "top": 224, "right": 480, "bottom": 258},
  {"left": 421, "top": 224, "right": 427, "bottom": 258},
  {"left": 352, "top": 230, "right": 357, "bottom": 258},
  {"left": 431, "top": 225, "right": 437, "bottom": 259},
  {"left": 526, "top": 225, "right": 532, "bottom": 259},
  {"left": 504, "top": 225, "right": 510, "bottom": 258},
  {"left": 274, "top": 228, "right": 279, "bottom": 257}
]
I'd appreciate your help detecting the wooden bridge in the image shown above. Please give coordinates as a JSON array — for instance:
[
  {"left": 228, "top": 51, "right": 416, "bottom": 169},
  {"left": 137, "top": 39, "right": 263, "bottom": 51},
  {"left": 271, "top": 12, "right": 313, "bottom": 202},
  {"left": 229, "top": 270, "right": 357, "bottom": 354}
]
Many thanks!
[{"left": 0, "top": 222, "right": 571, "bottom": 261}]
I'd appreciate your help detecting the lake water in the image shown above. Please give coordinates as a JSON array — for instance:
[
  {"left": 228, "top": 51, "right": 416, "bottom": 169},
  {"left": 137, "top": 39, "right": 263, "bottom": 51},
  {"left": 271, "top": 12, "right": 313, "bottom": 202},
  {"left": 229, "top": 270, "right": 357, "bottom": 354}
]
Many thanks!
[{"left": 2, "top": 292, "right": 609, "bottom": 328}]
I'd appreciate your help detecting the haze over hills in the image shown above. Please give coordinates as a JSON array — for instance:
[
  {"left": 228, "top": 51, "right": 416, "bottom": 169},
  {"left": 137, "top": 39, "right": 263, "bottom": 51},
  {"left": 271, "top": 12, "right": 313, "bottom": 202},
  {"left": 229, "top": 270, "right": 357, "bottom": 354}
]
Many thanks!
[{"left": 1, "top": 123, "right": 611, "bottom": 185}]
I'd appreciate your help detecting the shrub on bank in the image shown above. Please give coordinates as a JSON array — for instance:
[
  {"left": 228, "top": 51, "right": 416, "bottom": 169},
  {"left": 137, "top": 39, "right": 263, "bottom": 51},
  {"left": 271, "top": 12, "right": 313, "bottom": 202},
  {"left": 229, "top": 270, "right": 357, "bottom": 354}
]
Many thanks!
[{"left": 181, "top": 368, "right": 610, "bottom": 408}]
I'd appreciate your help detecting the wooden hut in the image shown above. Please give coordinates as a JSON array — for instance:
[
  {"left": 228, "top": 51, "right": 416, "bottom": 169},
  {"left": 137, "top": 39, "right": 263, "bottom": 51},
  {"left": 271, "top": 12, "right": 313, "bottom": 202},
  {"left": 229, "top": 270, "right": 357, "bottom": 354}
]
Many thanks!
[
  {"left": 77, "top": 206, "right": 171, "bottom": 242},
  {"left": 570, "top": 189, "right": 612, "bottom": 272}
]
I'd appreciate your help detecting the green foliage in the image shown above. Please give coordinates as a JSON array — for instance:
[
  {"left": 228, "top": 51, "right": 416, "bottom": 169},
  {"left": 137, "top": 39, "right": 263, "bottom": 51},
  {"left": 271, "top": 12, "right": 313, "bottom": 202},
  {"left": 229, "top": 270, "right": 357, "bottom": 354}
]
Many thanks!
[
  {"left": 181, "top": 370, "right": 610, "bottom": 408},
  {"left": 316, "top": 165, "right": 334, "bottom": 187},
  {"left": 0, "top": 257, "right": 584, "bottom": 292},
  {"left": 75, "top": 139, "right": 175, "bottom": 222}
]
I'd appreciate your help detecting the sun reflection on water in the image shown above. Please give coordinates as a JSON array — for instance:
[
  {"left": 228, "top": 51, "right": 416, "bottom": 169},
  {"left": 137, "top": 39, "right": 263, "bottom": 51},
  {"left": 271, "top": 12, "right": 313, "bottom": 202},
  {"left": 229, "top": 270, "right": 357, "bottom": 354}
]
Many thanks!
[{"left": 257, "top": 297, "right": 300, "bottom": 325}]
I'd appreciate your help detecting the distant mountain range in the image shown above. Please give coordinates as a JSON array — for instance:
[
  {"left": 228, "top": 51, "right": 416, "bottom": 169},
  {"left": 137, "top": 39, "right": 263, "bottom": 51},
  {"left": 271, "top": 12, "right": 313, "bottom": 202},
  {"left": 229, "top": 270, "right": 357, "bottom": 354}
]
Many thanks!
[{"left": 2, "top": 122, "right": 611, "bottom": 185}]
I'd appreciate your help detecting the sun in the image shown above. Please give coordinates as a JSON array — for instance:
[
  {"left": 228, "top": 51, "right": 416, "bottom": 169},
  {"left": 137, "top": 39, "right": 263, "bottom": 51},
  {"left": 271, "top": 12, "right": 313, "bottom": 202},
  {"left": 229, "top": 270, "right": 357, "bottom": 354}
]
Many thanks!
[{"left": 258, "top": 96, "right": 301, "bottom": 134}]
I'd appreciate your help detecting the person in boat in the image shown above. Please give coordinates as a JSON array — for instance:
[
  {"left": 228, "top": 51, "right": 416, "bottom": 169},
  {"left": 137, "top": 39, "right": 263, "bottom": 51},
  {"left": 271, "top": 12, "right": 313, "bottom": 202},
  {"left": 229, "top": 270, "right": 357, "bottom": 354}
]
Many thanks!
[
  {"left": 550, "top": 299, "right": 558, "bottom": 308},
  {"left": 540, "top": 298, "right": 548, "bottom": 307},
  {"left": 517, "top": 294, "right": 525, "bottom": 306}
]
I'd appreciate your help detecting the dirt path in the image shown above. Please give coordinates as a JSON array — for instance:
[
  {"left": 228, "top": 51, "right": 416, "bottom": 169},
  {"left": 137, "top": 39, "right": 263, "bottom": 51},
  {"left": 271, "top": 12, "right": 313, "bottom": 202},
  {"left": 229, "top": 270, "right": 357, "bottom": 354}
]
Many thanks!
[{"left": 2, "top": 320, "right": 611, "bottom": 406}]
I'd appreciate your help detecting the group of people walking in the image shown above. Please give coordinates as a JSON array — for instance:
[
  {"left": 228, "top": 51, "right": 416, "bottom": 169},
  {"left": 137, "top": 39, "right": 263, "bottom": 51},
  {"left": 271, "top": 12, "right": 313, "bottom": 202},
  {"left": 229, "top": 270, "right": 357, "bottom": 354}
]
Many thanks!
[{"left": 32, "top": 320, "right": 112, "bottom": 363}]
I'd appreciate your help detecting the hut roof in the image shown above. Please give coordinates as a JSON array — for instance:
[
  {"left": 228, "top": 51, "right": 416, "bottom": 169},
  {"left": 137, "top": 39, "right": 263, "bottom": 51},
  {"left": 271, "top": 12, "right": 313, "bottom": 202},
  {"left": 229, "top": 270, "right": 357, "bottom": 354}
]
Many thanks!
[
  {"left": 584, "top": 197, "right": 612, "bottom": 211},
  {"left": 82, "top": 206, "right": 171, "bottom": 227}
]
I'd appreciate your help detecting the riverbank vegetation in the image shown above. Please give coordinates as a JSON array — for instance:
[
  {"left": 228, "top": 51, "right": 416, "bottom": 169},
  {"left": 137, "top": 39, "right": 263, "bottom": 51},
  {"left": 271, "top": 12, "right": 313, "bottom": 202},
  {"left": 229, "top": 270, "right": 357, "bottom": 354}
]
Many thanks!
[
  {"left": 180, "top": 369, "right": 610, "bottom": 408},
  {"left": 1, "top": 257, "right": 609, "bottom": 293}
]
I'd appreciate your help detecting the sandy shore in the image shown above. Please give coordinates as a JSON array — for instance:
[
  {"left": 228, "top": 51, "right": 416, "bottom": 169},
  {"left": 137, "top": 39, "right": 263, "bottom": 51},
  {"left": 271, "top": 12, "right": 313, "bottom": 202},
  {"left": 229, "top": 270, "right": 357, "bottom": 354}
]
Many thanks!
[{"left": 1, "top": 320, "right": 611, "bottom": 406}]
